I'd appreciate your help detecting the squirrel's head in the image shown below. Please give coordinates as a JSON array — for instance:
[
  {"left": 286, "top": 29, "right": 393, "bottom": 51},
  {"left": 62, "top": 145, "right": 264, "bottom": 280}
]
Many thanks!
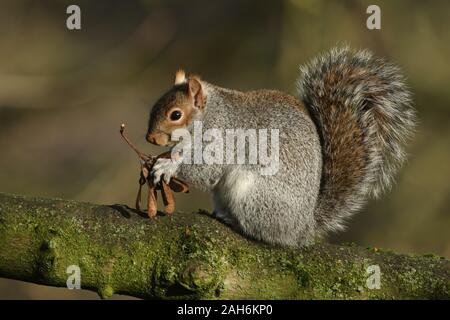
[{"left": 146, "top": 70, "right": 205, "bottom": 146}]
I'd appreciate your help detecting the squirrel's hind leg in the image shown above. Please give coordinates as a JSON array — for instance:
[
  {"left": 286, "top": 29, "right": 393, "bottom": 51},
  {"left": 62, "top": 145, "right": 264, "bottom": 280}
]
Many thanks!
[
  {"left": 212, "top": 192, "right": 240, "bottom": 229},
  {"left": 213, "top": 168, "right": 317, "bottom": 247}
]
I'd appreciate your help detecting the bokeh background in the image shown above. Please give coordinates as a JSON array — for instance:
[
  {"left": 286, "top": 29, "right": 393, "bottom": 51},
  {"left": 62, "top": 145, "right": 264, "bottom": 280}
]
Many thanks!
[{"left": 0, "top": 0, "right": 448, "bottom": 299}]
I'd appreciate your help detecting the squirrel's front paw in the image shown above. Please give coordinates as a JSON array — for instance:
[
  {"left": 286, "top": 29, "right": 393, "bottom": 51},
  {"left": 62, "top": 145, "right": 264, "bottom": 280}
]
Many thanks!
[{"left": 151, "top": 158, "right": 180, "bottom": 185}]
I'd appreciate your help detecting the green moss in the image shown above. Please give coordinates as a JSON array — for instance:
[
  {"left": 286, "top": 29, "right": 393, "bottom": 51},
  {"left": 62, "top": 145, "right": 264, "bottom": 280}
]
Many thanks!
[
  {"left": 0, "top": 193, "right": 449, "bottom": 300},
  {"left": 423, "top": 253, "right": 447, "bottom": 260},
  {"left": 99, "top": 285, "right": 114, "bottom": 299}
]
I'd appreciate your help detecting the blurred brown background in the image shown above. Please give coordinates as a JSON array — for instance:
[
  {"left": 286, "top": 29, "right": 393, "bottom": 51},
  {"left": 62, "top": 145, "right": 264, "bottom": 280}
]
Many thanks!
[{"left": 0, "top": 0, "right": 449, "bottom": 299}]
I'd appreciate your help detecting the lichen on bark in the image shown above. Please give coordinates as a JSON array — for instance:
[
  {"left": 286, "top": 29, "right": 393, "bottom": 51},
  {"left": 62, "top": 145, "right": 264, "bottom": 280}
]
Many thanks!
[{"left": 0, "top": 192, "right": 448, "bottom": 299}]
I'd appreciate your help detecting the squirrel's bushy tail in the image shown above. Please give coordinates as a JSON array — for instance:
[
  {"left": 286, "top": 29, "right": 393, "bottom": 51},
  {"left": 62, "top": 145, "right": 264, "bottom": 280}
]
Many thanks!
[{"left": 297, "top": 47, "right": 416, "bottom": 235}]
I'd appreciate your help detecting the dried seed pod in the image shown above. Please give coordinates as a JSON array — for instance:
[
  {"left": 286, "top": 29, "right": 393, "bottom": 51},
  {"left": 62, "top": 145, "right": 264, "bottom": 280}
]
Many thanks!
[
  {"left": 147, "top": 183, "right": 158, "bottom": 218},
  {"left": 120, "top": 124, "right": 189, "bottom": 218},
  {"left": 169, "top": 178, "right": 190, "bottom": 193},
  {"left": 136, "top": 183, "right": 143, "bottom": 211},
  {"left": 136, "top": 170, "right": 148, "bottom": 211},
  {"left": 161, "top": 181, "right": 175, "bottom": 215}
]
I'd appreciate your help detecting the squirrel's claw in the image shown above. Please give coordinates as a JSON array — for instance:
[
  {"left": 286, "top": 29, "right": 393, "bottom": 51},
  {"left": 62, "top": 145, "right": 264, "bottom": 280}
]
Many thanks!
[
  {"left": 151, "top": 157, "right": 180, "bottom": 185},
  {"left": 163, "top": 174, "right": 171, "bottom": 185}
]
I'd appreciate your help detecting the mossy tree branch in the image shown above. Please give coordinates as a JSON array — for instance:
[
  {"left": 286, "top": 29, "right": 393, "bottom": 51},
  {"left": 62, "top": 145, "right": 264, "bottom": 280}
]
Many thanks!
[{"left": 0, "top": 193, "right": 448, "bottom": 299}]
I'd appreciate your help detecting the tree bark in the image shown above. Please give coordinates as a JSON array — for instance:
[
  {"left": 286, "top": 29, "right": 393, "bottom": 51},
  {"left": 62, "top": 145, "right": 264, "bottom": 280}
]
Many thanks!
[{"left": 0, "top": 192, "right": 448, "bottom": 299}]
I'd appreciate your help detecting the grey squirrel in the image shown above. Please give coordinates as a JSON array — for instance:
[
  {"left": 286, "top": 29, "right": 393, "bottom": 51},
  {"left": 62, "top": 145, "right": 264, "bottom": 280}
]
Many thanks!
[{"left": 145, "top": 47, "right": 416, "bottom": 247}]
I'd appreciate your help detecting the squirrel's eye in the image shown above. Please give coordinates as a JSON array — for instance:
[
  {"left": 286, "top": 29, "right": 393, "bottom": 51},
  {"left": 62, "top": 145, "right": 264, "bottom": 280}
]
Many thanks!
[{"left": 170, "top": 110, "right": 182, "bottom": 121}]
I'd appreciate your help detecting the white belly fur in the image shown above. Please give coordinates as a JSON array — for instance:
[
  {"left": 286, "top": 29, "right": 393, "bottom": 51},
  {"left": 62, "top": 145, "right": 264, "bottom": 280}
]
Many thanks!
[{"left": 214, "top": 167, "right": 255, "bottom": 217}]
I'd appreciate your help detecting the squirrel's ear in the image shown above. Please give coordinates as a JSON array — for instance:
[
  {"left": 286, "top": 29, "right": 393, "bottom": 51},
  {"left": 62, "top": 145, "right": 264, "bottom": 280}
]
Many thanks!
[
  {"left": 174, "top": 69, "right": 186, "bottom": 85},
  {"left": 187, "top": 77, "right": 205, "bottom": 109}
]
